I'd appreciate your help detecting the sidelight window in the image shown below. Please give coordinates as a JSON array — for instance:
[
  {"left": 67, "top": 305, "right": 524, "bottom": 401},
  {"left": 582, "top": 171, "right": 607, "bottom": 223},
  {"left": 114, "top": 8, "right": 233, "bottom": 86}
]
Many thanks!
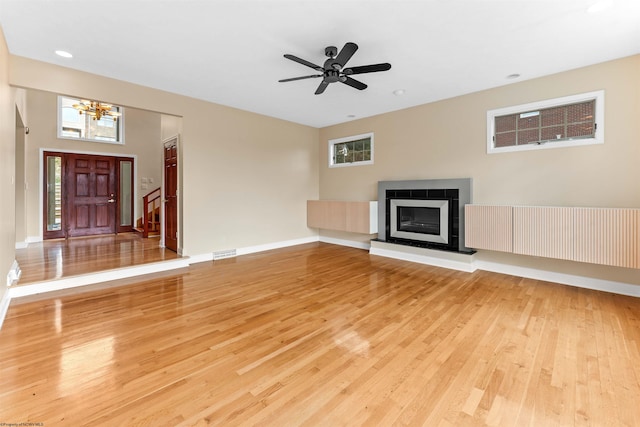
[{"left": 45, "top": 155, "right": 63, "bottom": 232}]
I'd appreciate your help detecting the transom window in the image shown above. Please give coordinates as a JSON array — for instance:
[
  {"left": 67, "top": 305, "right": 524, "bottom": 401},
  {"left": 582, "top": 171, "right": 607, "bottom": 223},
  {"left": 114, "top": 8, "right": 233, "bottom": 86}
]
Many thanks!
[
  {"left": 329, "top": 132, "right": 374, "bottom": 167},
  {"left": 487, "top": 90, "right": 604, "bottom": 154},
  {"left": 58, "top": 96, "right": 124, "bottom": 144}
]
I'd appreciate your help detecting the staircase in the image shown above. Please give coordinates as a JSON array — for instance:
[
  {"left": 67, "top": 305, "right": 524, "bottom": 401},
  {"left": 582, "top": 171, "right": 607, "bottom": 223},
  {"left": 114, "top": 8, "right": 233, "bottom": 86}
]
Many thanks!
[{"left": 136, "top": 187, "right": 161, "bottom": 237}]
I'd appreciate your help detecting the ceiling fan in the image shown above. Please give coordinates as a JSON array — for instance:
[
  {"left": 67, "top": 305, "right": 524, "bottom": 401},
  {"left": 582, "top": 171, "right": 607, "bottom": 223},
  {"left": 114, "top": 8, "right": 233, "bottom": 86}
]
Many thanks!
[{"left": 279, "top": 42, "right": 391, "bottom": 95}]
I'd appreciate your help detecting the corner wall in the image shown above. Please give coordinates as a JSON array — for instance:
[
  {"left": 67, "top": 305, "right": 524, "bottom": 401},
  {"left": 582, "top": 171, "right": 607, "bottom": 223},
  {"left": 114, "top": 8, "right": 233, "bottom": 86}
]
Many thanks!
[
  {"left": 318, "top": 55, "right": 640, "bottom": 287},
  {"left": 0, "top": 27, "right": 16, "bottom": 320}
]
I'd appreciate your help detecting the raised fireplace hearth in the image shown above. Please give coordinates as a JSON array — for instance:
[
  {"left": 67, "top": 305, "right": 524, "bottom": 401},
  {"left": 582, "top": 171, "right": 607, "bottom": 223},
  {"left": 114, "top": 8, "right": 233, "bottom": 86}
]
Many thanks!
[{"left": 377, "top": 178, "right": 473, "bottom": 254}]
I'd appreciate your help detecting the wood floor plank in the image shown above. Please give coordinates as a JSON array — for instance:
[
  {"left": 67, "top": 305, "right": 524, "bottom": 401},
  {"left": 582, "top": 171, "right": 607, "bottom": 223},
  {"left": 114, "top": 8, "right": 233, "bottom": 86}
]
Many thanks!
[
  {"left": 2, "top": 242, "right": 640, "bottom": 425},
  {"left": 14, "top": 233, "right": 180, "bottom": 285}
]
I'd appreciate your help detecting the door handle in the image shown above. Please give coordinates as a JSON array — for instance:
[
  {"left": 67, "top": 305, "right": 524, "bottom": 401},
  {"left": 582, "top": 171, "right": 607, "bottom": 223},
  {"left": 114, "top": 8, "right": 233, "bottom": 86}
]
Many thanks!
[{"left": 107, "top": 199, "right": 116, "bottom": 203}]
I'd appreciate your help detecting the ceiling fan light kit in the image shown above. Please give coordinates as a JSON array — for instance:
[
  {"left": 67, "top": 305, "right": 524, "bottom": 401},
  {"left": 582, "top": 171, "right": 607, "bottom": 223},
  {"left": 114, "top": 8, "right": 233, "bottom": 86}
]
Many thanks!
[{"left": 279, "top": 42, "right": 391, "bottom": 95}]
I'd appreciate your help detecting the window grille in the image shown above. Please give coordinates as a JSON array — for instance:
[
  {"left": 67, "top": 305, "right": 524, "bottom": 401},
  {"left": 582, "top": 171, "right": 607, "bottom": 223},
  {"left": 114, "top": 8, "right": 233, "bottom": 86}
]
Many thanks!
[
  {"left": 329, "top": 133, "right": 374, "bottom": 167},
  {"left": 487, "top": 91, "right": 603, "bottom": 154}
]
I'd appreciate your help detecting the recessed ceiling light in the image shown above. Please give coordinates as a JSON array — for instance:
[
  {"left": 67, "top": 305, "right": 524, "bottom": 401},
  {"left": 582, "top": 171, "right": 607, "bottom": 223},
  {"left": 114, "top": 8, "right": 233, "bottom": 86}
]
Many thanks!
[
  {"left": 506, "top": 73, "right": 521, "bottom": 79},
  {"left": 55, "top": 50, "right": 73, "bottom": 58},
  {"left": 587, "top": 0, "right": 613, "bottom": 14},
  {"left": 393, "top": 89, "right": 406, "bottom": 96}
]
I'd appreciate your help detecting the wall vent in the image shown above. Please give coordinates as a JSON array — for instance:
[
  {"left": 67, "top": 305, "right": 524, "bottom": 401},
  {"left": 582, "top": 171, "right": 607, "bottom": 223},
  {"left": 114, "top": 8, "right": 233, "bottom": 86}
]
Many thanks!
[{"left": 213, "top": 249, "right": 237, "bottom": 260}]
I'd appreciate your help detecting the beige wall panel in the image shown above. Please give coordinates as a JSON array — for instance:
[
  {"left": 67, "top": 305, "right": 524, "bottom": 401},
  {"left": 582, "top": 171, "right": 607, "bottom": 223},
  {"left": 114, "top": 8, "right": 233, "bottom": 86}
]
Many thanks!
[
  {"left": 465, "top": 205, "right": 513, "bottom": 252},
  {"left": 574, "top": 208, "right": 640, "bottom": 268},
  {"left": 513, "top": 206, "right": 573, "bottom": 260}
]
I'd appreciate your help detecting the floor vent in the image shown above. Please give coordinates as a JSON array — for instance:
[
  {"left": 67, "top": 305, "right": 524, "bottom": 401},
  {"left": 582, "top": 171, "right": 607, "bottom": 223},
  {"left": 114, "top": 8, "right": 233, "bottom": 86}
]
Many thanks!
[{"left": 213, "top": 249, "right": 237, "bottom": 260}]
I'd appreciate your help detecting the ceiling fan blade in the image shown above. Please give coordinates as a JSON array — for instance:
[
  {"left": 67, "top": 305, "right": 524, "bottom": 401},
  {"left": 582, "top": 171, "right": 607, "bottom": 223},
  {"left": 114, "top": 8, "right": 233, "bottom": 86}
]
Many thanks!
[
  {"left": 343, "top": 63, "right": 392, "bottom": 75},
  {"left": 279, "top": 74, "right": 322, "bottom": 83},
  {"left": 341, "top": 76, "right": 367, "bottom": 90},
  {"left": 333, "top": 42, "right": 358, "bottom": 68},
  {"left": 315, "top": 81, "right": 330, "bottom": 95},
  {"left": 284, "top": 54, "right": 323, "bottom": 72}
]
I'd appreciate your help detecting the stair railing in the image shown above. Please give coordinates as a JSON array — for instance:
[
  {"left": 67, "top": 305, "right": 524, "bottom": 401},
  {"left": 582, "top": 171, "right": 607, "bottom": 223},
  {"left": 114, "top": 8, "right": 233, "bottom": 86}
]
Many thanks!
[{"left": 142, "top": 187, "right": 161, "bottom": 238}]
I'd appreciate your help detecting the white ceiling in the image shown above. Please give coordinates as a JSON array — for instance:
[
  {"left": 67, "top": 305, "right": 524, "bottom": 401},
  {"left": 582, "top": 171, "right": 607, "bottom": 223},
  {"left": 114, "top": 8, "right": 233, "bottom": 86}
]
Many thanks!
[{"left": 1, "top": 0, "right": 639, "bottom": 128}]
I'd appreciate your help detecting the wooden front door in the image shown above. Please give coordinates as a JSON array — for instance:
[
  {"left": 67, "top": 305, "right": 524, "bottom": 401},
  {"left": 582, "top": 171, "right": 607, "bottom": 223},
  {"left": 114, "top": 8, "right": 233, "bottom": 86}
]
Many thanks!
[
  {"left": 164, "top": 139, "right": 178, "bottom": 252},
  {"left": 66, "top": 154, "right": 117, "bottom": 237}
]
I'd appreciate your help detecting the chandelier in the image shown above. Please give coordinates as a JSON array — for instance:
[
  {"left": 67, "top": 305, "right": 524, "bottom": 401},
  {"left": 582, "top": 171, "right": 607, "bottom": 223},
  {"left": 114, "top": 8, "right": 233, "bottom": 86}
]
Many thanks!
[{"left": 72, "top": 100, "right": 121, "bottom": 121}]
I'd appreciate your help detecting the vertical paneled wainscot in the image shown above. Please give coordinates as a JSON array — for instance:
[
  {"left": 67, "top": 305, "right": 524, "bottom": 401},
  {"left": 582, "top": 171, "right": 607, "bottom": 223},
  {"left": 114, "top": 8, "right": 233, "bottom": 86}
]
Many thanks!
[
  {"left": 307, "top": 201, "right": 378, "bottom": 234},
  {"left": 465, "top": 205, "right": 640, "bottom": 268},
  {"left": 573, "top": 208, "right": 640, "bottom": 268},
  {"left": 513, "top": 206, "right": 574, "bottom": 260},
  {"left": 464, "top": 205, "right": 513, "bottom": 253}
]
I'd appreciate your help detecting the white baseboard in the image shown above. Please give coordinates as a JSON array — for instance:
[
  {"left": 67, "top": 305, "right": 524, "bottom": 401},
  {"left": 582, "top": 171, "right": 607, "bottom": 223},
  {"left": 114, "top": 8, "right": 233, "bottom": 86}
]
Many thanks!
[
  {"left": 319, "top": 236, "right": 370, "bottom": 250},
  {"left": 15, "top": 241, "right": 28, "bottom": 249},
  {"left": 187, "top": 252, "right": 214, "bottom": 264},
  {"left": 475, "top": 260, "right": 640, "bottom": 298},
  {"left": 26, "top": 236, "right": 42, "bottom": 244},
  {"left": 0, "top": 289, "right": 11, "bottom": 330},
  {"left": 9, "top": 258, "right": 190, "bottom": 299},
  {"left": 236, "top": 236, "right": 319, "bottom": 256},
  {"left": 188, "top": 236, "right": 321, "bottom": 265}
]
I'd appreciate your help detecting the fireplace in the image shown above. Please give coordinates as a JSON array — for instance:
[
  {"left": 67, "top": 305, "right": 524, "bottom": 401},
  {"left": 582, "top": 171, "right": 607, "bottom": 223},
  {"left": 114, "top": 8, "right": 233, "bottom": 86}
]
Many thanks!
[
  {"left": 377, "top": 178, "right": 473, "bottom": 253},
  {"left": 390, "top": 199, "right": 449, "bottom": 244}
]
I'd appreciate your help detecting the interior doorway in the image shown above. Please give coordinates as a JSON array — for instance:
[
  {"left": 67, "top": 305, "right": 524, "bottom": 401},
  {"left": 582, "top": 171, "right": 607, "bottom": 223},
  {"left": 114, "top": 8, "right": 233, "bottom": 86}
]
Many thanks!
[
  {"left": 163, "top": 137, "right": 178, "bottom": 252},
  {"left": 43, "top": 151, "right": 135, "bottom": 239}
]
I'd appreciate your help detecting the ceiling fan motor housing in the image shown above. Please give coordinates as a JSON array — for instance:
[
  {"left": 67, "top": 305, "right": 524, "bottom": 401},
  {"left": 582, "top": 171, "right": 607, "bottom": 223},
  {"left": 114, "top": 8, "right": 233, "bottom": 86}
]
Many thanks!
[
  {"left": 324, "top": 69, "right": 341, "bottom": 83},
  {"left": 325, "top": 46, "right": 338, "bottom": 58}
]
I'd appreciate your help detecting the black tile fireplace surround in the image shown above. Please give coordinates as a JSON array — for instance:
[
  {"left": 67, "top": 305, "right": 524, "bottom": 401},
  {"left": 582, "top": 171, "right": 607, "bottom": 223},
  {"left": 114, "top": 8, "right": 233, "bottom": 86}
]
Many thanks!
[{"left": 377, "top": 178, "right": 474, "bottom": 254}]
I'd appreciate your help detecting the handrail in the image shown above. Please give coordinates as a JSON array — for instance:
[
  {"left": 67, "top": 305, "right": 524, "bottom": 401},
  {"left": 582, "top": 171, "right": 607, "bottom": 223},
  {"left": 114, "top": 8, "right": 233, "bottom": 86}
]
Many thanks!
[{"left": 142, "top": 187, "right": 161, "bottom": 238}]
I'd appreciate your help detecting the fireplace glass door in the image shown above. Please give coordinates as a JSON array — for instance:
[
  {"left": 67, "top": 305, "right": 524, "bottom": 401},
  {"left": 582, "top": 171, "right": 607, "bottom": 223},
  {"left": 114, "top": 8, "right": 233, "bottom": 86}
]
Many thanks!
[
  {"left": 398, "top": 207, "right": 440, "bottom": 235},
  {"left": 389, "top": 199, "right": 449, "bottom": 244}
]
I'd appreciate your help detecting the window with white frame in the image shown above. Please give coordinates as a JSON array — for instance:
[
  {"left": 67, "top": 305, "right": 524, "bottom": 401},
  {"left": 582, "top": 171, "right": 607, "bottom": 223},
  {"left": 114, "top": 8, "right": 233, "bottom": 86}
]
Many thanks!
[
  {"left": 329, "top": 132, "right": 374, "bottom": 167},
  {"left": 487, "top": 90, "right": 604, "bottom": 154},
  {"left": 58, "top": 96, "right": 124, "bottom": 144}
]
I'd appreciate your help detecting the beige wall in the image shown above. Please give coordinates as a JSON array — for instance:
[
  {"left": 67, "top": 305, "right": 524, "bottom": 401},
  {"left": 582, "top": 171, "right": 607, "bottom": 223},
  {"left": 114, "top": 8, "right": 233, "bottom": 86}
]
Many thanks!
[
  {"left": 10, "top": 55, "right": 320, "bottom": 256},
  {"left": 161, "top": 114, "right": 182, "bottom": 141},
  {"left": 0, "top": 28, "right": 15, "bottom": 305},
  {"left": 319, "top": 55, "right": 640, "bottom": 285}
]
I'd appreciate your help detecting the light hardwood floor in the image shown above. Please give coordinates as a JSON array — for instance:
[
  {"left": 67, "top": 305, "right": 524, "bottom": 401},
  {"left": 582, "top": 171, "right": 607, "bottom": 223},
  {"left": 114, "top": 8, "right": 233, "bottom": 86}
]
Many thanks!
[
  {"left": 14, "top": 233, "right": 180, "bottom": 285},
  {"left": 2, "top": 242, "right": 639, "bottom": 426}
]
